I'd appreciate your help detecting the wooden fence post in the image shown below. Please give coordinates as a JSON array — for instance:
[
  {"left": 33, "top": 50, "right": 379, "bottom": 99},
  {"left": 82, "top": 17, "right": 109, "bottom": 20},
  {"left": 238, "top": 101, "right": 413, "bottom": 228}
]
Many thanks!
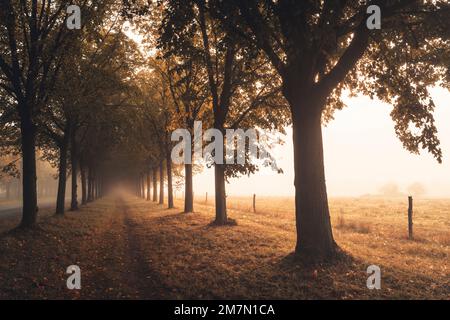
[
  {"left": 253, "top": 194, "right": 256, "bottom": 213},
  {"left": 205, "top": 192, "right": 208, "bottom": 203},
  {"left": 408, "top": 196, "right": 413, "bottom": 239}
]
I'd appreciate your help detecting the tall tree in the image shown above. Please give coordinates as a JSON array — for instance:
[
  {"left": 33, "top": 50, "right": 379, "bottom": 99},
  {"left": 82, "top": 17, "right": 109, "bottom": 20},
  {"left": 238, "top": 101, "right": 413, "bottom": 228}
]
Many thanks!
[
  {"left": 0, "top": 0, "right": 114, "bottom": 227},
  {"left": 214, "top": 0, "right": 450, "bottom": 260},
  {"left": 131, "top": 67, "right": 179, "bottom": 209},
  {"left": 158, "top": 0, "right": 289, "bottom": 224},
  {"left": 154, "top": 58, "right": 209, "bottom": 213}
]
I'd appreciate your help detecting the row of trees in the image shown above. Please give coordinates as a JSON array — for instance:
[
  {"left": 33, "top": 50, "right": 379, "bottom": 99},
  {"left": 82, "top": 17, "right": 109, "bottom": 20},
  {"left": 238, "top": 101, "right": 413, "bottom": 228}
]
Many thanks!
[
  {"left": 1, "top": 0, "right": 449, "bottom": 261},
  {"left": 125, "top": 0, "right": 450, "bottom": 261},
  {"left": 0, "top": 0, "right": 145, "bottom": 222}
]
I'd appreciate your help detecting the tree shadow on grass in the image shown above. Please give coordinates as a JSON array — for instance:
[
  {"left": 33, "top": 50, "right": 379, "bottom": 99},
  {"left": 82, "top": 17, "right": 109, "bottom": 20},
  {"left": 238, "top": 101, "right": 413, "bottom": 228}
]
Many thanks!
[
  {"left": 262, "top": 249, "right": 362, "bottom": 299},
  {"left": 152, "top": 211, "right": 191, "bottom": 223},
  {"left": 278, "top": 247, "right": 356, "bottom": 271},
  {"left": 0, "top": 223, "right": 46, "bottom": 241},
  {"left": 206, "top": 218, "right": 238, "bottom": 228}
]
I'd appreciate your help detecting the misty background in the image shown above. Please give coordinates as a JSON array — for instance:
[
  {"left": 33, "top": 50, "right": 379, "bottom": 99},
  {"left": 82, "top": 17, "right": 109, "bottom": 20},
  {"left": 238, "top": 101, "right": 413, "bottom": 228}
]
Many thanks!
[
  {"left": 2, "top": 88, "right": 449, "bottom": 202},
  {"left": 194, "top": 87, "right": 450, "bottom": 198}
]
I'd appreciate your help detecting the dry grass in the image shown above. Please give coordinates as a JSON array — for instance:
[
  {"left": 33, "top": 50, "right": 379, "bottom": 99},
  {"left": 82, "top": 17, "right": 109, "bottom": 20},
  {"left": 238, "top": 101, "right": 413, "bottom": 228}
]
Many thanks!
[
  {"left": 336, "top": 213, "right": 371, "bottom": 234},
  {"left": 0, "top": 194, "right": 448, "bottom": 299},
  {"left": 192, "top": 195, "right": 449, "bottom": 282}
]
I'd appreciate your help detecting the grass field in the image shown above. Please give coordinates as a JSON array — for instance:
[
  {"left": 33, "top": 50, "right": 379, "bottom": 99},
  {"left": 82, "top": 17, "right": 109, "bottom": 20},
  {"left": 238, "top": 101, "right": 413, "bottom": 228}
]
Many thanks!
[
  {"left": 0, "top": 194, "right": 448, "bottom": 299},
  {"left": 191, "top": 195, "right": 449, "bottom": 283}
]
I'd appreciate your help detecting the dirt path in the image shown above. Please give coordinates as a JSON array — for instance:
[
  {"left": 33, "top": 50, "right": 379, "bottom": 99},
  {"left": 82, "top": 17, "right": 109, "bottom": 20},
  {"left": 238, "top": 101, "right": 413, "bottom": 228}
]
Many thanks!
[
  {"left": 118, "top": 197, "right": 172, "bottom": 299},
  {"left": 0, "top": 195, "right": 171, "bottom": 299}
]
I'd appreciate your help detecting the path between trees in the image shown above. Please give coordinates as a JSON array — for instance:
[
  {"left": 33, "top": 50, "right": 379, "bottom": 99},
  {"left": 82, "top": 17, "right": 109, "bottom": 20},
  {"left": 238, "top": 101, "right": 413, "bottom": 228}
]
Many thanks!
[{"left": 0, "top": 195, "right": 447, "bottom": 299}]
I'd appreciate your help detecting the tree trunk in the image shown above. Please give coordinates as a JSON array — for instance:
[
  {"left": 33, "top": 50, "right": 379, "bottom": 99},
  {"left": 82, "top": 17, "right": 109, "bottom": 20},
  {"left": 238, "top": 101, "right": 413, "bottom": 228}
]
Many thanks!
[
  {"left": 87, "top": 166, "right": 93, "bottom": 202},
  {"left": 184, "top": 163, "right": 193, "bottom": 213},
  {"left": 137, "top": 178, "right": 140, "bottom": 197},
  {"left": 19, "top": 117, "right": 38, "bottom": 227},
  {"left": 291, "top": 100, "right": 336, "bottom": 261},
  {"left": 139, "top": 175, "right": 142, "bottom": 198},
  {"left": 146, "top": 170, "right": 151, "bottom": 201},
  {"left": 213, "top": 121, "right": 227, "bottom": 224},
  {"left": 95, "top": 177, "right": 100, "bottom": 199},
  {"left": 159, "top": 161, "right": 164, "bottom": 204},
  {"left": 80, "top": 160, "right": 87, "bottom": 205},
  {"left": 166, "top": 150, "right": 174, "bottom": 209},
  {"left": 56, "top": 136, "right": 69, "bottom": 215},
  {"left": 93, "top": 175, "right": 97, "bottom": 200},
  {"left": 152, "top": 167, "right": 158, "bottom": 201},
  {"left": 93, "top": 177, "right": 96, "bottom": 200},
  {"left": 214, "top": 163, "right": 227, "bottom": 224},
  {"left": 137, "top": 177, "right": 140, "bottom": 197},
  {"left": 70, "top": 128, "right": 78, "bottom": 211}
]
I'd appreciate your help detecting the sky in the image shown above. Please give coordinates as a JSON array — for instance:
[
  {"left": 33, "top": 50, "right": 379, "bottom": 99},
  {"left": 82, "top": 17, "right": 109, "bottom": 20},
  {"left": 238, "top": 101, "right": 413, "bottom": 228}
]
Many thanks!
[{"left": 191, "top": 87, "right": 450, "bottom": 198}]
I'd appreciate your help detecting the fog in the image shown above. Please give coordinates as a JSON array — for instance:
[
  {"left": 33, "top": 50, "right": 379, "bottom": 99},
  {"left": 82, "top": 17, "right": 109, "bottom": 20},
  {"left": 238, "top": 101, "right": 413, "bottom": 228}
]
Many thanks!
[
  {"left": 194, "top": 87, "right": 450, "bottom": 198},
  {"left": 0, "top": 156, "right": 70, "bottom": 205},
  {"left": 2, "top": 89, "right": 449, "bottom": 202}
]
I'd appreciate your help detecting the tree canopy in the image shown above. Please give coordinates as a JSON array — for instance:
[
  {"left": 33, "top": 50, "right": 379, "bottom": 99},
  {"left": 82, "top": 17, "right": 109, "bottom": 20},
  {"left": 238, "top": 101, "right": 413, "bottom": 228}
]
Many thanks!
[{"left": 1, "top": 0, "right": 448, "bottom": 261}]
